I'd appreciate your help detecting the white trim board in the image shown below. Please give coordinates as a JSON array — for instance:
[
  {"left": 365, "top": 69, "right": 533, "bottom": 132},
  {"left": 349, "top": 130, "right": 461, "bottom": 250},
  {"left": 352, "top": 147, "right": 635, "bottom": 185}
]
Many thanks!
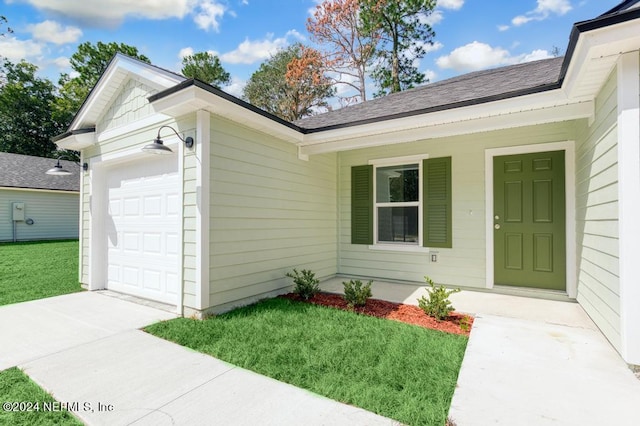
[{"left": 484, "top": 140, "right": 577, "bottom": 299}]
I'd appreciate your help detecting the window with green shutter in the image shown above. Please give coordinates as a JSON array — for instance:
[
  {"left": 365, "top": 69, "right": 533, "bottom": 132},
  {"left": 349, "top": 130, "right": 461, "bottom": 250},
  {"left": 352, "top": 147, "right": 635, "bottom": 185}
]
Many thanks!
[
  {"left": 350, "top": 156, "right": 452, "bottom": 248},
  {"left": 423, "top": 157, "right": 452, "bottom": 248},
  {"left": 351, "top": 165, "right": 373, "bottom": 244}
]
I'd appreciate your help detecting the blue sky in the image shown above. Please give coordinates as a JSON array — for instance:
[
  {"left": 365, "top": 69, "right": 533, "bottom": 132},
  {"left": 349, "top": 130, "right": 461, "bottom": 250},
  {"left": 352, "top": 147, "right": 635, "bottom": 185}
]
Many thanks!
[{"left": 0, "top": 0, "right": 623, "bottom": 99}]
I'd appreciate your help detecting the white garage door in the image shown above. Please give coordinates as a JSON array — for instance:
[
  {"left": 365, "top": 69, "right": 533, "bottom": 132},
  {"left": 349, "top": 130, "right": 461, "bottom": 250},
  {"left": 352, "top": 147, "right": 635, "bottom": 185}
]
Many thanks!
[{"left": 105, "top": 155, "right": 179, "bottom": 305}]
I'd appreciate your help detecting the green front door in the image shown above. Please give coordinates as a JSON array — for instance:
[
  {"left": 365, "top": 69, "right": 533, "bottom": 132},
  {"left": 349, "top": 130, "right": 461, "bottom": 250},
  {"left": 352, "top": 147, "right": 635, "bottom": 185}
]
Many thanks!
[{"left": 493, "top": 150, "right": 566, "bottom": 290}]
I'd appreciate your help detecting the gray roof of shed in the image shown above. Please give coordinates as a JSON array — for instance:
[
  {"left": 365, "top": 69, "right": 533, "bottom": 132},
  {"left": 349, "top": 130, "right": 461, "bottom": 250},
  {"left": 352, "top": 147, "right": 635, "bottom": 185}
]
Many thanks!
[
  {"left": 0, "top": 152, "right": 80, "bottom": 192},
  {"left": 295, "top": 56, "right": 565, "bottom": 131}
]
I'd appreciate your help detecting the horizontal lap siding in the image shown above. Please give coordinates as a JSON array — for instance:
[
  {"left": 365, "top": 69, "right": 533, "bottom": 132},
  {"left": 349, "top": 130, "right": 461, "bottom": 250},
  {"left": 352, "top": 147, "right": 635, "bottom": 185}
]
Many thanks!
[
  {"left": 208, "top": 116, "right": 337, "bottom": 309},
  {"left": 81, "top": 76, "right": 196, "bottom": 299},
  {"left": 0, "top": 190, "right": 79, "bottom": 241},
  {"left": 338, "top": 122, "right": 575, "bottom": 287},
  {"left": 575, "top": 69, "right": 621, "bottom": 350}
]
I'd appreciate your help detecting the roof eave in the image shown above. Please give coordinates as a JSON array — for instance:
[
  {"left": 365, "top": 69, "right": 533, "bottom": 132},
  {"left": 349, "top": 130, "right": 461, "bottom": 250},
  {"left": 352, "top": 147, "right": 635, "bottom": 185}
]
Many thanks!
[
  {"left": 53, "top": 128, "right": 96, "bottom": 151},
  {"left": 149, "top": 79, "right": 305, "bottom": 143}
]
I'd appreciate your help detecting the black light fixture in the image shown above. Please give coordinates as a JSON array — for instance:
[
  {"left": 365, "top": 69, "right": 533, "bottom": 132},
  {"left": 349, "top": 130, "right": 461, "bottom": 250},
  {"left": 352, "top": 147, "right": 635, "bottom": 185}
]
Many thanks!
[
  {"left": 46, "top": 157, "right": 88, "bottom": 176},
  {"left": 142, "top": 125, "right": 194, "bottom": 155}
]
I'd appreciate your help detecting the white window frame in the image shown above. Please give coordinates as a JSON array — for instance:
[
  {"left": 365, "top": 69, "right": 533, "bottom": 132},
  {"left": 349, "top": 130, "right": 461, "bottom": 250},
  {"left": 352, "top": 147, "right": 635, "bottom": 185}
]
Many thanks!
[{"left": 368, "top": 154, "right": 430, "bottom": 252}]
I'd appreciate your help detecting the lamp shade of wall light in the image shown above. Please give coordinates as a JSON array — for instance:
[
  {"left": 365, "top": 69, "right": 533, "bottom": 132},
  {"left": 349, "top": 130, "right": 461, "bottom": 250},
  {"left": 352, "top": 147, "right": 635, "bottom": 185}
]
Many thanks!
[
  {"left": 45, "top": 159, "right": 88, "bottom": 176},
  {"left": 142, "top": 125, "right": 194, "bottom": 154}
]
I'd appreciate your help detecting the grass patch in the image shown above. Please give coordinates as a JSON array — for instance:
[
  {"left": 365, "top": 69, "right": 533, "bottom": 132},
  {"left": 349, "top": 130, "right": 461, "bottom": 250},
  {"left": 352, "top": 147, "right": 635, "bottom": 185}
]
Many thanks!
[
  {"left": 146, "top": 297, "right": 468, "bottom": 425},
  {"left": 0, "top": 240, "right": 81, "bottom": 306},
  {"left": 0, "top": 367, "right": 82, "bottom": 426}
]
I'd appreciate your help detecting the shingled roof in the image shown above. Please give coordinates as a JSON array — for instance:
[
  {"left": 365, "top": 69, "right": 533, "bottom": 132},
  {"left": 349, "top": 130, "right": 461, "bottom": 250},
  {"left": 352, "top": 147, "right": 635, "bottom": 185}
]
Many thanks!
[
  {"left": 0, "top": 152, "right": 80, "bottom": 192},
  {"left": 295, "top": 56, "right": 564, "bottom": 131}
]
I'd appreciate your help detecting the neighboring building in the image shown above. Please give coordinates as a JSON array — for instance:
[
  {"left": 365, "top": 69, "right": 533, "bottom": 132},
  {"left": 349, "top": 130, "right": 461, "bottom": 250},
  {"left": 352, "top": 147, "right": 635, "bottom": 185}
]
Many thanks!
[
  {"left": 54, "top": 1, "right": 640, "bottom": 364},
  {"left": 0, "top": 152, "right": 80, "bottom": 242}
]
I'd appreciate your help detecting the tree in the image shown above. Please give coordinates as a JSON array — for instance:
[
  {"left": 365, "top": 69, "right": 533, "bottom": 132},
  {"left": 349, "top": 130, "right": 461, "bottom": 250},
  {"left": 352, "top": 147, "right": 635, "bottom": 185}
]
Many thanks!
[
  {"left": 0, "top": 60, "right": 64, "bottom": 157},
  {"left": 307, "top": 0, "right": 379, "bottom": 103},
  {"left": 360, "top": 0, "right": 436, "bottom": 97},
  {"left": 243, "top": 44, "right": 335, "bottom": 122},
  {"left": 56, "top": 42, "right": 150, "bottom": 125},
  {"left": 181, "top": 52, "right": 230, "bottom": 88}
]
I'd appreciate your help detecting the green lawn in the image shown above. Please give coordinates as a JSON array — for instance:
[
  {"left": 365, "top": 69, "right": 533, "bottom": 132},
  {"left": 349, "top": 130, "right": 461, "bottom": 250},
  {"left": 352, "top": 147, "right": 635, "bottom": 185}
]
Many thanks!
[
  {"left": 146, "top": 297, "right": 468, "bottom": 426},
  {"left": 0, "top": 367, "right": 82, "bottom": 426},
  {"left": 0, "top": 240, "right": 82, "bottom": 306}
]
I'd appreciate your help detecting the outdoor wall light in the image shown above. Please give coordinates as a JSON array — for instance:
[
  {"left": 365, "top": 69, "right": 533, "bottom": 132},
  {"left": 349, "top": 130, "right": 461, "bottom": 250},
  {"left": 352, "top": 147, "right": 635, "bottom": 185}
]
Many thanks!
[
  {"left": 45, "top": 158, "right": 89, "bottom": 176},
  {"left": 142, "top": 125, "right": 194, "bottom": 155}
]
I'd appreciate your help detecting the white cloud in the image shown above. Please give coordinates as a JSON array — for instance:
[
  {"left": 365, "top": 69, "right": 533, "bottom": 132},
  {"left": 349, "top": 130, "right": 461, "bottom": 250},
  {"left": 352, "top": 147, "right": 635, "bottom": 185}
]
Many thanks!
[
  {"left": 178, "top": 47, "right": 195, "bottom": 59},
  {"left": 537, "top": 0, "right": 572, "bottom": 15},
  {"left": 223, "top": 76, "right": 246, "bottom": 98},
  {"left": 0, "top": 36, "right": 44, "bottom": 62},
  {"left": 220, "top": 30, "right": 305, "bottom": 65},
  {"left": 420, "top": 10, "right": 443, "bottom": 26},
  {"left": 10, "top": 0, "right": 231, "bottom": 30},
  {"left": 422, "top": 41, "right": 444, "bottom": 54},
  {"left": 52, "top": 56, "right": 71, "bottom": 70},
  {"left": 11, "top": 0, "right": 196, "bottom": 27},
  {"left": 436, "top": 41, "right": 552, "bottom": 72},
  {"left": 512, "top": 0, "right": 572, "bottom": 27},
  {"left": 518, "top": 49, "right": 552, "bottom": 62},
  {"left": 438, "top": 0, "right": 464, "bottom": 10},
  {"left": 498, "top": 24, "right": 510, "bottom": 32},
  {"left": 423, "top": 69, "right": 437, "bottom": 82},
  {"left": 194, "top": 0, "right": 226, "bottom": 32},
  {"left": 27, "top": 20, "right": 82, "bottom": 45}
]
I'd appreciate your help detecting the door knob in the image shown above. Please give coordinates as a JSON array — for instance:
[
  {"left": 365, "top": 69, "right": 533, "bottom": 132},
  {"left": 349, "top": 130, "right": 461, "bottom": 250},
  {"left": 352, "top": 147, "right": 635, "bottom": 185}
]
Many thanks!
[{"left": 494, "top": 224, "right": 501, "bottom": 230}]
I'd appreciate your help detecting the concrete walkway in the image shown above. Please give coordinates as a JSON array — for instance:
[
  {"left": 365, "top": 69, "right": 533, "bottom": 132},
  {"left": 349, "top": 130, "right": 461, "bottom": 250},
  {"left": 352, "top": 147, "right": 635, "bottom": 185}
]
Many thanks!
[
  {"left": 0, "top": 292, "right": 397, "bottom": 425},
  {"left": 322, "top": 278, "right": 640, "bottom": 425}
]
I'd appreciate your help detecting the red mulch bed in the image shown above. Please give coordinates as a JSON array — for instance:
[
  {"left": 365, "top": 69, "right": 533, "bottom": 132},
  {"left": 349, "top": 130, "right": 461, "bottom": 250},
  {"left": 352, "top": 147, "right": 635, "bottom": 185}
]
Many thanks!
[{"left": 280, "top": 292, "right": 473, "bottom": 336}]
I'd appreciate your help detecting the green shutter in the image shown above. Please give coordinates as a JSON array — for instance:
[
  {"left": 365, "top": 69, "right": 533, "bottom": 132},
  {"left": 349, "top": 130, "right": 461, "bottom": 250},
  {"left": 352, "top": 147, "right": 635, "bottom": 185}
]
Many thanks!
[
  {"left": 423, "top": 157, "right": 452, "bottom": 248},
  {"left": 351, "top": 165, "right": 373, "bottom": 245}
]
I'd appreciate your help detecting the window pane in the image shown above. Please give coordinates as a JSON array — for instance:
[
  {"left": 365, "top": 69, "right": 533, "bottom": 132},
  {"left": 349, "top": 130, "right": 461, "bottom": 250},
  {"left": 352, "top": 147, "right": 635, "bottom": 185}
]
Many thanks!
[
  {"left": 376, "top": 164, "right": 419, "bottom": 203},
  {"left": 377, "top": 206, "right": 418, "bottom": 243}
]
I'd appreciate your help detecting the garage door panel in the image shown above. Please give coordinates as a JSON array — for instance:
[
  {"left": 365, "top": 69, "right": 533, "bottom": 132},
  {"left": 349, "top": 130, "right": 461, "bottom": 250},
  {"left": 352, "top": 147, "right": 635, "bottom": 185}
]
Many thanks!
[{"left": 105, "top": 155, "right": 179, "bottom": 305}]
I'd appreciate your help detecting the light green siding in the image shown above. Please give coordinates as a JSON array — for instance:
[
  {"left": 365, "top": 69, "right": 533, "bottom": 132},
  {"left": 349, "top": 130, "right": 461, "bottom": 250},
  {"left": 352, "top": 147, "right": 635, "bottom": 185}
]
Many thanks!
[
  {"left": 80, "top": 102, "right": 196, "bottom": 298},
  {"left": 575, "top": 69, "right": 621, "bottom": 350},
  {"left": 97, "top": 78, "right": 158, "bottom": 134},
  {"left": 338, "top": 122, "right": 576, "bottom": 287},
  {"left": 0, "top": 189, "right": 79, "bottom": 241},
  {"left": 181, "top": 126, "right": 199, "bottom": 310},
  {"left": 208, "top": 115, "right": 337, "bottom": 311}
]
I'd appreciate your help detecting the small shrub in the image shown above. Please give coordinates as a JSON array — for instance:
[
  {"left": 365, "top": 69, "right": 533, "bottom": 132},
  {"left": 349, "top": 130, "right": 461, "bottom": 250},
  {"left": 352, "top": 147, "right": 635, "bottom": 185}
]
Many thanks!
[
  {"left": 285, "top": 269, "right": 320, "bottom": 300},
  {"left": 343, "top": 279, "right": 372, "bottom": 308},
  {"left": 417, "top": 276, "right": 460, "bottom": 321},
  {"left": 459, "top": 315, "right": 471, "bottom": 332}
]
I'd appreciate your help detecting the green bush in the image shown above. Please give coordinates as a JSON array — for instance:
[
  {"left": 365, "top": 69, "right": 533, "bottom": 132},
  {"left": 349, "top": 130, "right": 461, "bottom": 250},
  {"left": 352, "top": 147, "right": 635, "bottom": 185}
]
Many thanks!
[
  {"left": 343, "top": 279, "right": 373, "bottom": 308},
  {"left": 417, "top": 276, "right": 460, "bottom": 321},
  {"left": 285, "top": 269, "right": 320, "bottom": 300}
]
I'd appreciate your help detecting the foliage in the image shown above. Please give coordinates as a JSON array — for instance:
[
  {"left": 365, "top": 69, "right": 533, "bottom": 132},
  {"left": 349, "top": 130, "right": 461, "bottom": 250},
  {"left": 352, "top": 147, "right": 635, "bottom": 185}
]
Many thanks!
[
  {"left": 417, "top": 276, "right": 460, "bottom": 321},
  {"left": 359, "top": 0, "right": 436, "bottom": 97},
  {"left": 181, "top": 52, "right": 230, "bottom": 88},
  {"left": 243, "top": 44, "right": 335, "bottom": 121},
  {"left": 342, "top": 279, "right": 372, "bottom": 307},
  {"left": 0, "top": 367, "right": 82, "bottom": 426},
  {"left": 285, "top": 268, "right": 320, "bottom": 300},
  {"left": 0, "top": 240, "right": 81, "bottom": 306},
  {"left": 56, "top": 41, "right": 150, "bottom": 122},
  {"left": 0, "top": 15, "right": 12, "bottom": 37},
  {"left": 0, "top": 60, "right": 65, "bottom": 157},
  {"left": 146, "top": 297, "right": 468, "bottom": 426},
  {"left": 307, "top": 0, "right": 379, "bottom": 103}
]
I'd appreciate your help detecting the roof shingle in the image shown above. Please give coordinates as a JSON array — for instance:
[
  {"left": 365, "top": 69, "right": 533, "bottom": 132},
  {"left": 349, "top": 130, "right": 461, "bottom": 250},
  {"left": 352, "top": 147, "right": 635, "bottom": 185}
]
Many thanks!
[
  {"left": 0, "top": 152, "right": 80, "bottom": 192},
  {"left": 295, "top": 56, "right": 564, "bottom": 131}
]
